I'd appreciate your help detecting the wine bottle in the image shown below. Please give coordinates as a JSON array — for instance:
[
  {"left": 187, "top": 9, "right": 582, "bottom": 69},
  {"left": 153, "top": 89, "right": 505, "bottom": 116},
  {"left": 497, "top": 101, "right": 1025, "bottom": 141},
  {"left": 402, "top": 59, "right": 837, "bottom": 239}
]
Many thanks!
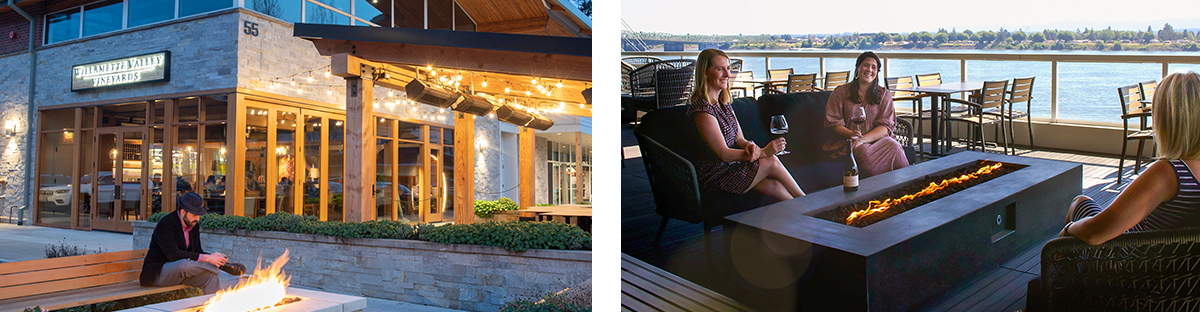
[{"left": 844, "top": 139, "right": 859, "bottom": 192}]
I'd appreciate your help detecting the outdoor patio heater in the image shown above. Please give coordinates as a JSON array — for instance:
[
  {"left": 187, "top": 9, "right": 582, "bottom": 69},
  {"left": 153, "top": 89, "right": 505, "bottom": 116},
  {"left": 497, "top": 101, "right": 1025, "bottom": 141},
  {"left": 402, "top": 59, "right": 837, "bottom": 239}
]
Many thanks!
[{"left": 725, "top": 151, "right": 1082, "bottom": 311}]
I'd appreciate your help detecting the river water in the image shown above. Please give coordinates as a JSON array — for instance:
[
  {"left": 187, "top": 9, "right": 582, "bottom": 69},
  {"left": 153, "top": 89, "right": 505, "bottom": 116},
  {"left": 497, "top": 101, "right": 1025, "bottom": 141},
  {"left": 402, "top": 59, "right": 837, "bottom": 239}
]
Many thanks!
[{"left": 725, "top": 50, "right": 1200, "bottom": 124}]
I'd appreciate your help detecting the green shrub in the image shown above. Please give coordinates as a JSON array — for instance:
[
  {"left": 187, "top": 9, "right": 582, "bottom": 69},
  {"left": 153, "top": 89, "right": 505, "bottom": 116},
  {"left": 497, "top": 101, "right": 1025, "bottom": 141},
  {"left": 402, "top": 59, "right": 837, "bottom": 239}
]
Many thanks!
[
  {"left": 501, "top": 292, "right": 591, "bottom": 312},
  {"left": 44, "top": 238, "right": 104, "bottom": 258},
  {"left": 420, "top": 221, "right": 591, "bottom": 252},
  {"left": 475, "top": 197, "right": 519, "bottom": 218},
  {"left": 148, "top": 211, "right": 169, "bottom": 222}
]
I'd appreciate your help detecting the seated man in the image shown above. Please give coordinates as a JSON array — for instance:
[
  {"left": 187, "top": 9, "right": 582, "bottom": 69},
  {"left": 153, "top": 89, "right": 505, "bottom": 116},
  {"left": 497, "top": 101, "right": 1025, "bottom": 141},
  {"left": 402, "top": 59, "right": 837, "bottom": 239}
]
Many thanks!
[{"left": 140, "top": 192, "right": 245, "bottom": 294}]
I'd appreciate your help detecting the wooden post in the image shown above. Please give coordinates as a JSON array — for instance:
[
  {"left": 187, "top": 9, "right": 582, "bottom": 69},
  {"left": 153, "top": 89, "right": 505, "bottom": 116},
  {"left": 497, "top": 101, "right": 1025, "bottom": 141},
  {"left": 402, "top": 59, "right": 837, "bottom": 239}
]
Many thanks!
[
  {"left": 574, "top": 131, "right": 582, "bottom": 204},
  {"left": 229, "top": 94, "right": 245, "bottom": 216},
  {"left": 519, "top": 126, "right": 535, "bottom": 209},
  {"left": 344, "top": 76, "right": 376, "bottom": 222},
  {"left": 454, "top": 112, "right": 475, "bottom": 224}
]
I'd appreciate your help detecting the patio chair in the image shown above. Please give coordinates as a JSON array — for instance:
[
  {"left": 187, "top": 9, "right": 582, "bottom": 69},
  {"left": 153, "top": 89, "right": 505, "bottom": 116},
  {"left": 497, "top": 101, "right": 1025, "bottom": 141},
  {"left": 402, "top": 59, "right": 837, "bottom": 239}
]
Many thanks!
[
  {"left": 1138, "top": 80, "right": 1157, "bottom": 104},
  {"left": 729, "top": 57, "right": 744, "bottom": 72},
  {"left": 887, "top": 76, "right": 932, "bottom": 154},
  {"left": 823, "top": 70, "right": 851, "bottom": 90},
  {"left": 1028, "top": 227, "right": 1200, "bottom": 311},
  {"left": 757, "top": 68, "right": 794, "bottom": 94},
  {"left": 622, "top": 56, "right": 662, "bottom": 69},
  {"left": 730, "top": 71, "right": 755, "bottom": 98},
  {"left": 629, "top": 60, "right": 696, "bottom": 114},
  {"left": 786, "top": 73, "right": 820, "bottom": 93},
  {"left": 1117, "top": 84, "right": 1155, "bottom": 184},
  {"left": 621, "top": 61, "right": 635, "bottom": 94},
  {"left": 1000, "top": 76, "right": 1035, "bottom": 149},
  {"left": 943, "top": 80, "right": 1011, "bottom": 154}
]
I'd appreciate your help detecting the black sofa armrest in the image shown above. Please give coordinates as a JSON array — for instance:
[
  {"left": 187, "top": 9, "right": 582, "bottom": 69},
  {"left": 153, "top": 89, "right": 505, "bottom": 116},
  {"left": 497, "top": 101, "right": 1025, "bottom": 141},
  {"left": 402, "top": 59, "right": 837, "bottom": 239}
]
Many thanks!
[
  {"left": 1029, "top": 227, "right": 1200, "bottom": 311},
  {"left": 634, "top": 125, "right": 703, "bottom": 224}
]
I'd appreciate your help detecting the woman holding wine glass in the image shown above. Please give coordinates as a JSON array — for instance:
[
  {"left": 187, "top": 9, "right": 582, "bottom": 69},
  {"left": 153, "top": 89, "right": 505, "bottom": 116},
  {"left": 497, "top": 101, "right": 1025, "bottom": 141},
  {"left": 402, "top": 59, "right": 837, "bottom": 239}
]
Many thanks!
[
  {"left": 689, "top": 48, "right": 805, "bottom": 201},
  {"left": 824, "top": 51, "right": 910, "bottom": 177}
]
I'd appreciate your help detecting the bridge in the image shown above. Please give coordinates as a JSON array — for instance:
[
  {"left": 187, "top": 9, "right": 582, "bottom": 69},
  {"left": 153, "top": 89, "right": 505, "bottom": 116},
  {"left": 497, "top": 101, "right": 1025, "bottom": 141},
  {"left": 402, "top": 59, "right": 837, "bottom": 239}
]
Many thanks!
[{"left": 622, "top": 38, "right": 731, "bottom": 51}]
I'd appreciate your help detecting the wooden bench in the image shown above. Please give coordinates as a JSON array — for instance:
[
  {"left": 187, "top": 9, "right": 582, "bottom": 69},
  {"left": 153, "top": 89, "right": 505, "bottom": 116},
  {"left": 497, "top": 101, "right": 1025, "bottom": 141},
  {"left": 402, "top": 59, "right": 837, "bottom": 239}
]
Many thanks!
[
  {"left": 621, "top": 253, "right": 755, "bottom": 311},
  {"left": 0, "top": 249, "right": 233, "bottom": 312}
]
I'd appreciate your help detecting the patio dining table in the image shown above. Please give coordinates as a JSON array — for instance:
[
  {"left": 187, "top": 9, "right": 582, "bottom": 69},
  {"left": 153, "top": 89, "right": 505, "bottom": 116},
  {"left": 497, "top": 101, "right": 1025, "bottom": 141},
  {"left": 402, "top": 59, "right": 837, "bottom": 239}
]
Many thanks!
[{"left": 891, "top": 81, "right": 985, "bottom": 156}]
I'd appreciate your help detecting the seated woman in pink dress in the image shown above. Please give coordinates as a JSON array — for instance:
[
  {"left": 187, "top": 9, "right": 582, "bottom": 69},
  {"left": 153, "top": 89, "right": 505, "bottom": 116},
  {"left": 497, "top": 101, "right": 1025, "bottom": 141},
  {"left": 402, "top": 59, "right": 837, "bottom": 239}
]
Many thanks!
[
  {"left": 689, "top": 48, "right": 805, "bottom": 201},
  {"left": 824, "top": 51, "right": 910, "bottom": 177}
]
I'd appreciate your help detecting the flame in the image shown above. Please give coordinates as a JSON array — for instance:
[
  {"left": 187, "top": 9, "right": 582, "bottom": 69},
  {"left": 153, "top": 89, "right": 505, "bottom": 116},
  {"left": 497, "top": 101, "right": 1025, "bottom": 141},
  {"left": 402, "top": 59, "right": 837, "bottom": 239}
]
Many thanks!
[
  {"left": 845, "top": 163, "right": 1003, "bottom": 225},
  {"left": 202, "top": 250, "right": 291, "bottom": 312}
]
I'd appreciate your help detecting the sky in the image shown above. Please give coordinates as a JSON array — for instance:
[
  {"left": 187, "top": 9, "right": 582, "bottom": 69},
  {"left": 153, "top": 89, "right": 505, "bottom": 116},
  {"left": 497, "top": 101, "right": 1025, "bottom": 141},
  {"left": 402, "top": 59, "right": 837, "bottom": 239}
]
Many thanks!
[{"left": 620, "top": 0, "right": 1200, "bottom": 35}]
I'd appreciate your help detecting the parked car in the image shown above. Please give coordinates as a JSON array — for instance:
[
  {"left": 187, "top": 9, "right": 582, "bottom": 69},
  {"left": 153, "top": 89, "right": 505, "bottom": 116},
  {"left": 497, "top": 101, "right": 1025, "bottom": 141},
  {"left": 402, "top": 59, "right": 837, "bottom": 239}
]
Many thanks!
[{"left": 38, "top": 172, "right": 141, "bottom": 208}]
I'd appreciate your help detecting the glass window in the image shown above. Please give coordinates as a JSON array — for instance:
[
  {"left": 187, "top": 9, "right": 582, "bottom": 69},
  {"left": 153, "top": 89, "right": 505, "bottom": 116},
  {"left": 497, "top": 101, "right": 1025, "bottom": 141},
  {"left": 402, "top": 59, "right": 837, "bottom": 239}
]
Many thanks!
[
  {"left": 302, "top": 115, "right": 321, "bottom": 217},
  {"left": 77, "top": 129, "right": 93, "bottom": 228},
  {"left": 201, "top": 123, "right": 227, "bottom": 214},
  {"left": 41, "top": 109, "right": 76, "bottom": 131},
  {"left": 173, "top": 125, "right": 199, "bottom": 204},
  {"left": 375, "top": 138, "right": 393, "bottom": 220},
  {"left": 397, "top": 141, "right": 421, "bottom": 222},
  {"left": 180, "top": 0, "right": 232, "bottom": 17},
  {"left": 246, "top": 0, "right": 301, "bottom": 23},
  {"left": 203, "top": 95, "right": 228, "bottom": 121},
  {"left": 429, "top": 127, "right": 440, "bottom": 144},
  {"left": 306, "top": 0, "right": 351, "bottom": 26},
  {"left": 328, "top": 118, "right": 345, "bottom": 221},
  {"left": 453, "top": 1, "right": 474, "bottom": 31},
  {"left": 149, "top": 127, "right": 164, "bottom": 214},
  {"left": 46, "top": 9, "right": 80, "bottom": 44},
  {"left": 396, "top": 120, "right": 421, "bottom": 141},
  {"left": 38, "top": 132, "right": 74, "bottom": 227},
  {"left": 354, "top": 0, "right": 385, "bottom": 26},
  {"left": 100, "top": 102, "right": 147, "bottom": 127},
  {"left": 427, "top": 0, "right": 452, "bottom": 30},
  {"left": 245, "top": 107, "right": 269, "bottom": 217},
  {"left": 443, "top": 129, "right": 453, "bottom": 146},
  {"left": 83, "top": 0, "right": 123, "bottom": 37},
  {"left": 176, "top": 98, "right": 199, "bottom": 123},
  {"left": 376, "top": 117, "right": 392, "bottom": 138},
  {"left": 150, "top": 100, "right": 166, "bottom": 125},
  {"left": 277, "top": 111, "right": 297, "bottom": 214},
  {"left": 128, "top": 0, "right": 175, "bottom": 28},
  {"left": 442, "top": 146, "right": 453, "bottom": 220},
  {"left": 82, "top": 107, "right": 95, "bottom": 129}
]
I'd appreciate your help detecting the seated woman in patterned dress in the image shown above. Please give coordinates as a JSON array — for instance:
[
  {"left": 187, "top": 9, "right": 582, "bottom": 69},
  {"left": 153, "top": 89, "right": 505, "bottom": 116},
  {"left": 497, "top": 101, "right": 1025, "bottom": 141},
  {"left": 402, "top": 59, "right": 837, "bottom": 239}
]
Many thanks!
[
  {"left": 689, "top": 48, "right": 804, "bottom": 201},
  {"left": 1061, "top": 71, "right": 1200, "bottom": 244},
  {"left": 824, "top": 51, "right": 909, "bottom": 178}
]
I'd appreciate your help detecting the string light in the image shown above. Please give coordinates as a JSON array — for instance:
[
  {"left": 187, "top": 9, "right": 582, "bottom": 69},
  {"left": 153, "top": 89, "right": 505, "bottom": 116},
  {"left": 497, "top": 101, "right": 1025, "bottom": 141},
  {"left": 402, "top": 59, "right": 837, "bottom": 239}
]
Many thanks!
[
  {"left": 557, "top": 81, "right": 563, "bottom": 88},
  {"left": 531, "top": 78, "right": 538, "bottom": 84},
  {"left": 325, "top": 69, "right": 331, "bottom": 78},
  {"left": 505, "top": 86, "right": 511, "bottom": 93},
  {"left": 307, "top": 73, "right": 314, "bottom": 82},
  {"left": 525, "top": 90, "right": 531, "bottom": 96},
  {"left": 481, "top": 79, "right": 488, "bottom": 87}
]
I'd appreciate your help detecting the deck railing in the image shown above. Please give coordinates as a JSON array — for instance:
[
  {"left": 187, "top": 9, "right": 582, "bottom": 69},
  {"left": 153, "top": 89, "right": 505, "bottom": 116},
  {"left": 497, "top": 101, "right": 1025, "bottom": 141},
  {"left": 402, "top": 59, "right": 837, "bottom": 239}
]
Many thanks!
[{"left": 623, "top": 50, "right": 1200, "bottom": 127}]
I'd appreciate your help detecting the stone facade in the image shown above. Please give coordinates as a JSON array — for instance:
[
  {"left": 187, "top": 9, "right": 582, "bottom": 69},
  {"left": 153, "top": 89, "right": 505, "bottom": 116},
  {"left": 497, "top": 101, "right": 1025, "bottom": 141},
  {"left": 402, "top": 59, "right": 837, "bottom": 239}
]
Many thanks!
[
  {"left": 0, "top": 53, "right": 31, "bottom": 223},
  {"left": 473, "top": 116, "right": 502, "bottom": 201},
  {"left": 133, "top": 221, "right": 590, "bottom": 311},
  {"left": 536, "top": 137, "right": 549, "bottom": 205}
]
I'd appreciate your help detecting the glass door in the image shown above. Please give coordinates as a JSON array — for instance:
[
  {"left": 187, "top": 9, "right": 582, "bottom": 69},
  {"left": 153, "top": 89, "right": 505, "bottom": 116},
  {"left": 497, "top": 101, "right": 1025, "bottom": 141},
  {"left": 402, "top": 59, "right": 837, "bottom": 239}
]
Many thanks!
[
  {"left": 424, "top": 147, "right": 443, "bottom": 223},
  {"left": 92, "top": 128, "right": 146, "bottom": 233}
]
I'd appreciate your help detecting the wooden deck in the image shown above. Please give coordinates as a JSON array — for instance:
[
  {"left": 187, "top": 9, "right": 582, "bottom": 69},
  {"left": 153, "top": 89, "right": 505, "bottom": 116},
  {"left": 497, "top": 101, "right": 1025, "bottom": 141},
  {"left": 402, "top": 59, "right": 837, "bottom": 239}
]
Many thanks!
[{"left": 622, "top": 122, "right": 1142, "bottom": 311}]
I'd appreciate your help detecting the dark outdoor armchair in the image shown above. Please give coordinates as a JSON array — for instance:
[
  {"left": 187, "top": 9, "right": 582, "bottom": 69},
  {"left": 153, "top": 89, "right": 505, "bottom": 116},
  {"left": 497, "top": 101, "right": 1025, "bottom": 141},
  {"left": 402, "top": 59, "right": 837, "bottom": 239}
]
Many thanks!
[
  {"left": 1028, "top": 227, "right": 1200, "bottom": 311},
  {"left": 629, "top": 60, "right": 696, "bottom": 113}
]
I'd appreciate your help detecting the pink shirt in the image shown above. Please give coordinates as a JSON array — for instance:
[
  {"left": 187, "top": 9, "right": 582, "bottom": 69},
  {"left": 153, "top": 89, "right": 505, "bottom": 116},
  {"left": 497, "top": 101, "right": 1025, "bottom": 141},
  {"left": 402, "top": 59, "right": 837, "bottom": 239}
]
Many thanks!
[{"left": 179, "top": 212, "right": 205, "bottom": 262}]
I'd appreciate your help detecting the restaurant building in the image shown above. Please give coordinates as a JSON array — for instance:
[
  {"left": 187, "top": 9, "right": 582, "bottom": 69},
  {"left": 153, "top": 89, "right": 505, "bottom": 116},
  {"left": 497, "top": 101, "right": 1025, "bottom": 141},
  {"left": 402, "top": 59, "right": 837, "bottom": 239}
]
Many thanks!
[{"left": 0, "top": 0, "right": 591, "bottom": 232}]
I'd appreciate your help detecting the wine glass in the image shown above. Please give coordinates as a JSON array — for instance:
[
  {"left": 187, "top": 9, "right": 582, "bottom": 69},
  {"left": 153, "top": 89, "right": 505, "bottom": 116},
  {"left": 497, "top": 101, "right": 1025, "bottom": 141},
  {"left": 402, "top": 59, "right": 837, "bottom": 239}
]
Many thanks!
[
  {"left": 850, "top": 107, "right": 868, "bottom": 135},
  {"left": 770, "top": 115, "right": 790, "bottom": 155}
]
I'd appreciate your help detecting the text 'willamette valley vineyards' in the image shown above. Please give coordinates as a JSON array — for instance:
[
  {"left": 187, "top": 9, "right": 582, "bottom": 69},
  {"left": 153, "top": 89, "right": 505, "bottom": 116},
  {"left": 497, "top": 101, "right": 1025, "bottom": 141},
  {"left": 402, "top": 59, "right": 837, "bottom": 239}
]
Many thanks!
[{"left": 844, "top": 139, "right": 858, "bottom": 192}]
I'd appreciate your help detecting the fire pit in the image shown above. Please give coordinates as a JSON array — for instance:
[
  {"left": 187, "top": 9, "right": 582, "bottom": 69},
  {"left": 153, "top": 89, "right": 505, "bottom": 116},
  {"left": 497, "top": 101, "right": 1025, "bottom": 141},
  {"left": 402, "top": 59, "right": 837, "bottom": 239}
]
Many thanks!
[
  {"left": 724, "top": 151, "right": 1081, "bottom": 311},
  {"left": 120, "top": 250, "right": 366, "bottom": 312}
]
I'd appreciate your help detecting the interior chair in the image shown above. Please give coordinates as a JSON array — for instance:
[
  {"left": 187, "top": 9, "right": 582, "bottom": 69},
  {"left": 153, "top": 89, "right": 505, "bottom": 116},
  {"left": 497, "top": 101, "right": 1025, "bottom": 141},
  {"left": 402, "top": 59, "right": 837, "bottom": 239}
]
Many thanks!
[
  {"left": 629, "top": 60, "right": 696, "bottom": 114},
  {"left": 1116, "top": 84, "right": 1155, "bottom": 184},
  {"left": 785, "top": 73, "right": 820, "bottom": 93},
  {"left": 823, "top": 70, "right": 851, "bottom": 90},
  {"left": 622, "top": 56, "right": 662, "bottom": 69},
  {"left": 943, "top": 80, "right": 1010, "bottom": 154},
  {"left": 756, "top": 68, "right": 794, "bottom": 94},
  {"left": 1000, "top": 76, "right": 1035, "bottom": 150},
  {"left": 730, "top": 71, "right": 755, "bottom": 98}
]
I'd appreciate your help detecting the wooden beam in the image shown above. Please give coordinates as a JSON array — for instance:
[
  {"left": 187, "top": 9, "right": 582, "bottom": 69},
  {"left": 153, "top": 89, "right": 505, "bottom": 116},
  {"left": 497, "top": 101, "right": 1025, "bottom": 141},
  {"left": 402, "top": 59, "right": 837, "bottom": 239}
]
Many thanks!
[
  {"left": 476, "top": 16, "right": 548, "bottom": 33},
  {"left": 344, "top": 77, "right": 376, "bottom": 222},
  {"left": 519, "top": 126, "right": 535, "bottom": 208},
  {"left": 454, "top": 112, "right": 475, "bottom": 224},
  {"left": 311, "top": 40, "right": 590, "bottom": 81},
  {"left": 229, "top": 94, "right": 245, "bottom": 217}
]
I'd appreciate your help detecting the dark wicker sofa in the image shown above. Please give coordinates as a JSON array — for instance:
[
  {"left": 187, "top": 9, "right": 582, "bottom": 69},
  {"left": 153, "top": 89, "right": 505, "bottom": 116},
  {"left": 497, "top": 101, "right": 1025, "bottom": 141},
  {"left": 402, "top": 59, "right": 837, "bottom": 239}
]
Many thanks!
[
  {"left": 633, "top": 91, "right": 916, "bottom": 263},
  {"left": 1027, "top": 227, "right": 1200, "bottom": 311}
]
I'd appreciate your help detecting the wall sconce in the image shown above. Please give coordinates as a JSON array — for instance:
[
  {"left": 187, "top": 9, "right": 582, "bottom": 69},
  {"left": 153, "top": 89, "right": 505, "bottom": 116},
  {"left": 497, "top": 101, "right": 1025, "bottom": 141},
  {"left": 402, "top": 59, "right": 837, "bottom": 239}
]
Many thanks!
[{"left": 4, "top": 120, "right": 17, "bottom": 137}]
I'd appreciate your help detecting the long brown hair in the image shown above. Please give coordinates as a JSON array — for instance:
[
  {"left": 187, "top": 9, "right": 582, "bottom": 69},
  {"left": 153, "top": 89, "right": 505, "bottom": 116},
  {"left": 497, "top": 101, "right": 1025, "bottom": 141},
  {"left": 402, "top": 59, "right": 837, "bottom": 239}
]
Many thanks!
[
  {"left": 688, "top": 48, "right": 732, "bottom": 105},
  {"left": 846, "top": 51, "right": 883, "bottom": 105}
]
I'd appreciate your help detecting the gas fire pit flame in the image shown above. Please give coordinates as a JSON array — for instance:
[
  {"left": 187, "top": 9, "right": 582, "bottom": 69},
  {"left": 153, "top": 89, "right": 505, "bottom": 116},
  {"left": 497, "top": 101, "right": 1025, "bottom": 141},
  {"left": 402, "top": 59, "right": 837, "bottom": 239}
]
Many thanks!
[
  {"left": 202, "top": 250, "right": 291, "bottom": 312},
  {"left": 845, "top": 163, "right": 1003, "bottom": 225}
]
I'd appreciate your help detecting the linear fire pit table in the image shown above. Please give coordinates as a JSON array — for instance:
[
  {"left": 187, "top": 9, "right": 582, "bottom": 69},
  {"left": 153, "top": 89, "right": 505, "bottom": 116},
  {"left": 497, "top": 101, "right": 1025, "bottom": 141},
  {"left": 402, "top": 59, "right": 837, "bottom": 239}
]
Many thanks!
[{"left": 724, "top": 151, "right": 1081, "bottom": 311}]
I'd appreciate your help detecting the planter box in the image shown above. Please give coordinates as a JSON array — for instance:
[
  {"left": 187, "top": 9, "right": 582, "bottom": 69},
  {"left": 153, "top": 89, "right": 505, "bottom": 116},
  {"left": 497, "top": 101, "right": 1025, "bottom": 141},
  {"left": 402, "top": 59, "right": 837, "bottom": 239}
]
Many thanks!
[
  {"left": 133, "top": 221, "right": 590, "bottom": 312},
  {"left": 473, "top": 210, "right": 521, "bottom": 223}
]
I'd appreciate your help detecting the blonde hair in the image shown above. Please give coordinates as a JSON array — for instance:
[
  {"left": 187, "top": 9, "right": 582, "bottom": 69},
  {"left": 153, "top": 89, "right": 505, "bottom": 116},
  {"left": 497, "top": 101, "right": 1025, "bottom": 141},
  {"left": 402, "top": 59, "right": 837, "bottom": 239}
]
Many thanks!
[
  {"left": 1152, "top": 71, "right": 1200, "bottom": 160},
  {"left": 689, "top": 48, "right": 732, "bottom": 105}
]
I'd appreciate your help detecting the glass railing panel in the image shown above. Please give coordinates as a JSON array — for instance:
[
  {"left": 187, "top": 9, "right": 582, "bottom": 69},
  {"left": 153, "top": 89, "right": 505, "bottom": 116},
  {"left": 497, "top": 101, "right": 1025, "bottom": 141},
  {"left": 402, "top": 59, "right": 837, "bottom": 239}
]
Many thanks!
[
  {"left": 246, "top": 0, "right": 303, "bottom": 23},
  {"left": 967, "top": 60, "right": 1052, "bottom": 119},
  {"left": 1057, "top": 62, "right": 1159, "bottom": 124},
  {"left": 306, "top": 0, "right": 351, "bottom": 26},
  {"left": 354, "top": 0, "right": 385, "bottom": 26},
  {"left": 180, "top": 0, "right": 234, "bottom": 18},
  {"left": 742, "top": 57, "right": 819, "bottom": 78}
]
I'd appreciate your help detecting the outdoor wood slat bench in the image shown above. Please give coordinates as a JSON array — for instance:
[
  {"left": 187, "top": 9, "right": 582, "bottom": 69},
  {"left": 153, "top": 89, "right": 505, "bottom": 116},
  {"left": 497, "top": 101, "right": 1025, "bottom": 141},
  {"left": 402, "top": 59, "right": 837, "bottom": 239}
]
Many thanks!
[
  {"left": 0, "top": 249, "right": 231, "bottom": 312},
  {"left": 621, "top": 253, "right": 754, "bottom": 312}
]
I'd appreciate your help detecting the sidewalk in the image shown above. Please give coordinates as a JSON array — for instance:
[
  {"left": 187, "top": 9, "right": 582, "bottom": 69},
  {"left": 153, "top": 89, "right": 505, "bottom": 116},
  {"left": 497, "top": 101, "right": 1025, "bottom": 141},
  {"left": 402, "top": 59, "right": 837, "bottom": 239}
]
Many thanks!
[{"left": 0, "top": 223, "right": 467, "bottom": 312}]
